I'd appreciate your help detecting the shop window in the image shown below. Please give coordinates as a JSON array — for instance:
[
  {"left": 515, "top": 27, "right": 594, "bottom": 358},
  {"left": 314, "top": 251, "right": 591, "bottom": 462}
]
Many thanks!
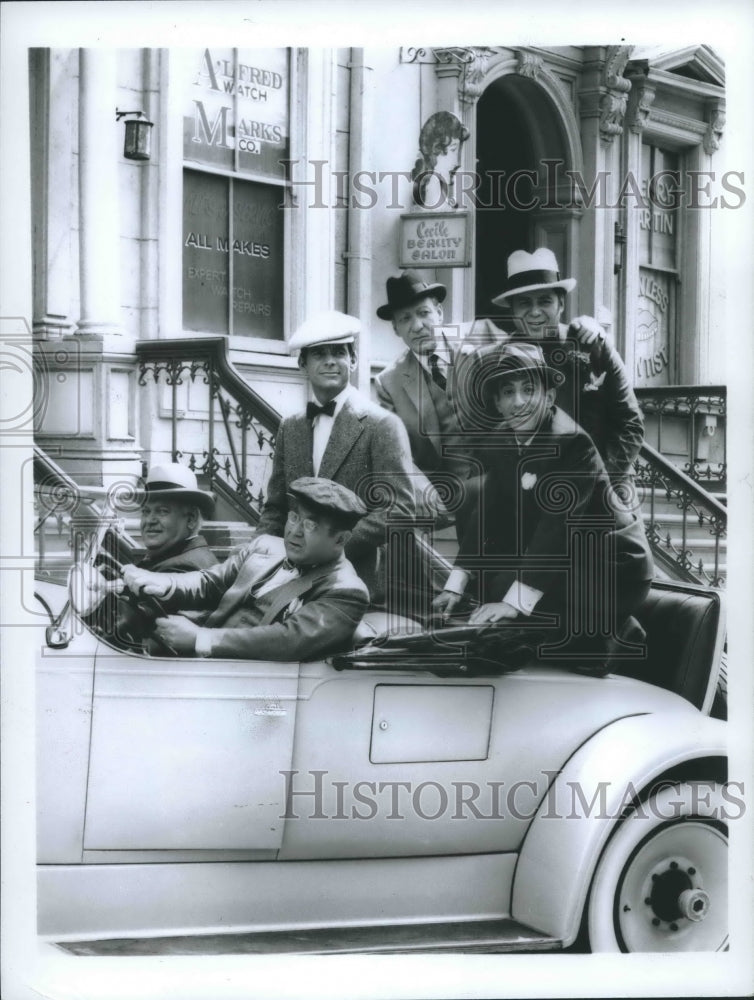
[
  {"left": 181, "top": 48, "right": 289, "bottom": 340},
  {"left": 636, "top": 144, "right": 679, "bottom": 385}
]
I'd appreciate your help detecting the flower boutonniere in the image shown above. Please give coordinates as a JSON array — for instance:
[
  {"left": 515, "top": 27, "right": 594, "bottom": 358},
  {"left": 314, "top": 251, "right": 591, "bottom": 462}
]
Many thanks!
[
  {"left": 583, "top": 371, "right": 607, "bottom": 392},
  {"left": 521, "top": 472, "right": 538, "bottom": 491},
  {"left": 283, "top": 597, "right": 303, "bottom": 619}
]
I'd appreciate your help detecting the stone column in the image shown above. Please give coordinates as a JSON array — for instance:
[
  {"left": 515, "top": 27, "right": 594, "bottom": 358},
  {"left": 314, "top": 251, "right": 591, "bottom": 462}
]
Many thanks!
[{"left": 76, "top": 48, "right": 123, "bottom": 338}]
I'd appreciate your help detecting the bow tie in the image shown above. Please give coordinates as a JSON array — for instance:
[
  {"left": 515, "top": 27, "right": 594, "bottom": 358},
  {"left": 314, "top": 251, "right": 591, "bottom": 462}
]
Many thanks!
[{"left": 306, "top": 400, "right": 337, "bottom": 420}]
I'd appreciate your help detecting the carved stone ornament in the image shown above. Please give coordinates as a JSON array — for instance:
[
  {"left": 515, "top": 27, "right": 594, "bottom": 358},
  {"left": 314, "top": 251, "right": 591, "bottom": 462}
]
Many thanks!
[
  {"left": 516, "top": 51, "right": 544, "bottom": 80},
  {"left": 703, "top": 102, "right": 726, "bottom": 155},
  {"left": 629, "top": 81, "right": 655, "bottom": 134},
  {"left": 599, "top": 45, "right": 632, "bottom": 143}
]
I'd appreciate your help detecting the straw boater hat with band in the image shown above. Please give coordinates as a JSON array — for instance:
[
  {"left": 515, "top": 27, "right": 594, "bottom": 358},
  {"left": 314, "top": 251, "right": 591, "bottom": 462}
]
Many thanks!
[
  {"left": 491, "top": 248, "right": 576, "bottom": 306},
  {"left": 376, "top": 270, "right": 447, "bottom": 320},
  {"left": 138, "top": 463, "right": 215, "bottom": 518}
]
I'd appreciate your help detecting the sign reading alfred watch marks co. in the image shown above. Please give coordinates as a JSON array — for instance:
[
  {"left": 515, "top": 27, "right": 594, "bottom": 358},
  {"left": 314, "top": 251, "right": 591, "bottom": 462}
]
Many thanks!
[
  {"left": 183, "top": 47, "right": 289, "bottom": 178},
  {"left": 399, "top": 212, "right": 471, "bottom": 268}
]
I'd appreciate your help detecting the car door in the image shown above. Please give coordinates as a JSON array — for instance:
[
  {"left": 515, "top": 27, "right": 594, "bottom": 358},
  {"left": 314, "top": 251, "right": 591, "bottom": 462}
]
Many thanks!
[{"left": 82, "top": 645, "right": 300, "bottom": 855}]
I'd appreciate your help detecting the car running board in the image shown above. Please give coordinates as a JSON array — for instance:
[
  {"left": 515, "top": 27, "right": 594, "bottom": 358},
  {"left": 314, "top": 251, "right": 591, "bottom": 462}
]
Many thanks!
[{"left": 56, "top": 918, "right": 561, "bottom": 956}]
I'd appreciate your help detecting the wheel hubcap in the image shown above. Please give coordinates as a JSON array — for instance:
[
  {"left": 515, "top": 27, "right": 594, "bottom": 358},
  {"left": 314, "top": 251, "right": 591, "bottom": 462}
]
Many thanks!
[{"left": 617, "top": 822, "right": 727, "bottom": 951}]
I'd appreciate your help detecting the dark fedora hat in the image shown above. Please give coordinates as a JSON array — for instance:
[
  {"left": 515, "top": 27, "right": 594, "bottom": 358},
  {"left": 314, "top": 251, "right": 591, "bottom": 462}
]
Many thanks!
[{"left": 376, "top": 270, "right": 447, "bottom": 321}]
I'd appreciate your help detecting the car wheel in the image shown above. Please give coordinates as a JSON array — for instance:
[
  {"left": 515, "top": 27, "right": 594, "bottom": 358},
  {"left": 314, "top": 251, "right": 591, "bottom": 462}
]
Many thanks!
[{"left": 587, "top": 782, "right": 728, "bottom": 952}]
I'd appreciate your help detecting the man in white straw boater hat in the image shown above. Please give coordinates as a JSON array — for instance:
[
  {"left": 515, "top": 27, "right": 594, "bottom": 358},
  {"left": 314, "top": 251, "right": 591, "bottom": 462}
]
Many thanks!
[{"left": 458, "top": 247, "right": 643, "bottom": 485}]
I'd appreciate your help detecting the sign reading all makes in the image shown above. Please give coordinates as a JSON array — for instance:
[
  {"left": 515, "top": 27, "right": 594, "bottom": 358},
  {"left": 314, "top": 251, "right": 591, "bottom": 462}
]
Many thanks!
[{"left": 399, "top": 212, "right": 471, "bottom": 268}]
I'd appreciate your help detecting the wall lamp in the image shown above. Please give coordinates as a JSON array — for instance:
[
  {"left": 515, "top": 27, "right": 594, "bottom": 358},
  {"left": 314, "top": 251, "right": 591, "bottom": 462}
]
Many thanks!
[
  {"left": 116, "top": 109, "right": 154, "bottom": 161},
  {"left": 613, "top": 221, "right": 627, "bottom": 275}
]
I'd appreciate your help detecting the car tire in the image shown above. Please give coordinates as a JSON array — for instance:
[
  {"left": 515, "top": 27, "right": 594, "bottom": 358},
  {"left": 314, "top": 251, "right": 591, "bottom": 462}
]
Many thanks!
[{"left": 587, "top": 782, "right": 728, "bottom": 952}]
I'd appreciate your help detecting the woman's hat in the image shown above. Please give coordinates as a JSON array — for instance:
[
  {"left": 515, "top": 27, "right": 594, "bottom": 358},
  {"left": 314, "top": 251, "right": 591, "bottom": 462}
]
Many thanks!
[
  {"left": 491, "top": 248, "right": 576, "bottom": 305},
  {"left": 139, "top": 463, "right": 215, "bottom": 518},
  {"left": 454, "top": 341, "right": 563, "bottom": 428},
  {"left": 377, "top": 271, "right": 447, "bottom": 320}
]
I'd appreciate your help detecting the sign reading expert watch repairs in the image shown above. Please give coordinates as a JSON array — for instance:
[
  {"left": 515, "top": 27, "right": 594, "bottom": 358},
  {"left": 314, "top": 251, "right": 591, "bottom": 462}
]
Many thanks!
[{"left": 399, "top": 212, "right": 471, "bottom": 268}]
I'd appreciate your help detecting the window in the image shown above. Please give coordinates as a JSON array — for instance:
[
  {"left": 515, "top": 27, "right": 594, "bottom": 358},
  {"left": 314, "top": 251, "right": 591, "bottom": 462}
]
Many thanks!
[
  {"left": 636, "top": 144, "right": 680, "bottom": 385},
  {"left": 181, "top": 48, "right": 290, "bottom": 340}
]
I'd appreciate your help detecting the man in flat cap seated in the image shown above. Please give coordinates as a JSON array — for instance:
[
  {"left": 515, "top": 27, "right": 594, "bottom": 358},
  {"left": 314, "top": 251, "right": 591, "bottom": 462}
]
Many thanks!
[
  {"left": 121, "top": 477, "right": 370, "bottom": 661},
  {"left": 254, "top": 311, "right": 416, "bottom": 603}
]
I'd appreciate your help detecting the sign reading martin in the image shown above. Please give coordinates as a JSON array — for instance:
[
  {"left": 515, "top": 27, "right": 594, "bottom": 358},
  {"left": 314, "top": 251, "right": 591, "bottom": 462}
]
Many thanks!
[
  {"left": 399, "top": 212, "right": 471, "bottom": 268},
  {"left": 183, "top": 47, "right": 289, "bottom": 178}
]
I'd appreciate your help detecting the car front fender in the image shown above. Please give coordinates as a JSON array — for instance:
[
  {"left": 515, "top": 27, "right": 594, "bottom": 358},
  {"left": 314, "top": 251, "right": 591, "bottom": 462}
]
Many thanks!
[{"left": 511, "top": 711, "right": 727, "bottom": 946}]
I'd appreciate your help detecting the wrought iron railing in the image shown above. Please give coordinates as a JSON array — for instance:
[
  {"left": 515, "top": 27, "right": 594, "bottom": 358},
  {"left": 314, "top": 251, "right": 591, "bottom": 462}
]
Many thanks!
[
  {"left": 635, "top": 385, "right": 726, "bottom": 489},
  {"left": 136, "top": 337, "right": 280, "bottom": 523},
  {"left": 635, "top": 441, "right": 727, "bottom": 588}
]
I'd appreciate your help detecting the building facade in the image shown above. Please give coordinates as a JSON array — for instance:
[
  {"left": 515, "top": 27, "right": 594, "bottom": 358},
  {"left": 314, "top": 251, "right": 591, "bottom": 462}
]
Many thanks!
[{"left": 30, "top": 45, "right": 729, "bottom": 487}]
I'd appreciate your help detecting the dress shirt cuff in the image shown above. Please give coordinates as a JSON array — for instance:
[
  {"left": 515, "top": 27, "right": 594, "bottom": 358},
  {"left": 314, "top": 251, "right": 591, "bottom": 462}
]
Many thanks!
[
  {"left": 502, "top": 580, "right": 544, "bottom": 616},
  {"left": 444, "top": 568, "right": 469, "bottom": 595},
  {"left": 194, "top": 628, "right": 214, "bottom": 658}
]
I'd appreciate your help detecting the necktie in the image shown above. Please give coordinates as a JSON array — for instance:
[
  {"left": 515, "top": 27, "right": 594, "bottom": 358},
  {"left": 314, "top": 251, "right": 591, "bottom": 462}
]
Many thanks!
[
  {"left": 429, "top": 354, "right": 447, "bottom": 391},
  {"left": 306, "top": 400, "right": 336, "bottom": 420}
]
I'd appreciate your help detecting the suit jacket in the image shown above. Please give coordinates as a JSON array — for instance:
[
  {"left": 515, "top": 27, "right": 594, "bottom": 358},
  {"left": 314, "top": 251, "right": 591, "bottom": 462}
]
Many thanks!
[
  {"left": 164, "top": 534, "right": 369, "bottom": 661},
  {"left": 374, "top": 343, "right": 472, "bottom": 485},
  {"left": 457, "top": 406, "right": 653, "bottom": 608},
  {"left": 255, "top": 388, "right": 416, "bottom": 591},
  {"left": 141, "top": 535, "right": 218, "bottom": 572}
]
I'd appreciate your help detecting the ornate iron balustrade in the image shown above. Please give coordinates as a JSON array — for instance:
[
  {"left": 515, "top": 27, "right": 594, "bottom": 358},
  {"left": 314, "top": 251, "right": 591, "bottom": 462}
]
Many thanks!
[
  {"left": 136, "top": 338, "right": 281, "bottom": 523},
  {"left": 635, "top": 385, "right": 726, "bottom": 489},
  {"left": 635, "top": 441, "right": 726, "bottom": 588}
]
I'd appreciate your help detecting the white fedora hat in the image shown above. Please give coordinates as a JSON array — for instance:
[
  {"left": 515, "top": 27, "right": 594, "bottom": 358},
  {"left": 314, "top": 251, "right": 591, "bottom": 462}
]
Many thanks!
[
  {"left": 138, "top": 463, "right": 215, "bottom": 518},
  {"left": 491, "top": 248, "right": 577, "bottom": 305}
]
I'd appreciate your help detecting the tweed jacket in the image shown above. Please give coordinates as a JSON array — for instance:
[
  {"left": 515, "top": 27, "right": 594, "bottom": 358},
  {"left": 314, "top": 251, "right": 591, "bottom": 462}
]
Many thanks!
[
  {"left": 456, "top": 406, "right": 653, "bottom": 607},
  {"left": 163, "top": 534, "right": 370, "bottom": 661},
  {"left": 255, "top": 388, "right": 416, "bottom": 587},
  {"left": 374, "top": 343, "right": 472, "bottom": 485}
]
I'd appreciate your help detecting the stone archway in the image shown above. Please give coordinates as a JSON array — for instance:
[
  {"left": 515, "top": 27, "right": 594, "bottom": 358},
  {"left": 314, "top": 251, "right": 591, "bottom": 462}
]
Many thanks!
[{"left": 474, "top": 69, "right": 582, "bottom": 320}]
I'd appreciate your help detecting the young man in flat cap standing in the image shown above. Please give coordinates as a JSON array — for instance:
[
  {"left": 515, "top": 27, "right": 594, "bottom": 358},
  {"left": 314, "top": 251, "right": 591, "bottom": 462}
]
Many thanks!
[
  {"left": 374, "top": 270, "right": 472, "bottom": 495},
  {"left": 254, "top": 311, "right": 416, "bottom": 601},
  {"left": 121, "top": 477, "right": 370, "bottom": 661}
]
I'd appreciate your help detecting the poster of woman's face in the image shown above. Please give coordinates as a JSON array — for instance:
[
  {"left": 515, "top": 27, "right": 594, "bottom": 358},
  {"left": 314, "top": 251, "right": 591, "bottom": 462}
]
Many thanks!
[{"left": 412, "top": 110, "right": 470, "bottom": 209}]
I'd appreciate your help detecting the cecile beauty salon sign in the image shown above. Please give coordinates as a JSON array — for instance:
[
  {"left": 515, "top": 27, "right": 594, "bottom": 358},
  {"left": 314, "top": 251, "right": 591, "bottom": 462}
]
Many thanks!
[{"left": 399, "top": 212, "right": 471, "bottom": 268}]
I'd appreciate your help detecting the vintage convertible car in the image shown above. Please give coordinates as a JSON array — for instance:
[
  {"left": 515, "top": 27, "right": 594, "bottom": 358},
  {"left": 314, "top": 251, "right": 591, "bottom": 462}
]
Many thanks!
[{"left": 34, "top": 526, "right": 730, "bottom": 956}]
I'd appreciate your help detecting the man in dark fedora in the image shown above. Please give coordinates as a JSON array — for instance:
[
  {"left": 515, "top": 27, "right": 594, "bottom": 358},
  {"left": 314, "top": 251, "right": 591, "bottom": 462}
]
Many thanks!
[
  {"left": 463, "top": 248, "right": 644, "bottom": 485},
  {"left": 254, "top": 311, "right": 416, "bottom": 602},
  {"left": 435, "top": 341, "right": 653, "bottom": 671},
  {"left": 122, "top": 477, "right": 370, "bottom": 661},
  {"left": 375, "top": 270, "right": 472, "bottom": 493}
]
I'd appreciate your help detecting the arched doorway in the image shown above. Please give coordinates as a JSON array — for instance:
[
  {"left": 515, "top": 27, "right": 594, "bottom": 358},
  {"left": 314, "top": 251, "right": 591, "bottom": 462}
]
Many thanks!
[{"left": 474, "top": 74, "right": 577, "bottom": 321}]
